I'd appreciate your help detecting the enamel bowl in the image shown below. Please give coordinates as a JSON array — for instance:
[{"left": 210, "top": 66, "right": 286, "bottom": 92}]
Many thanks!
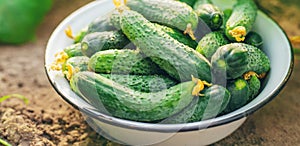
[{"left": 45, "top": 0, "right": 293, "bottom": 145}]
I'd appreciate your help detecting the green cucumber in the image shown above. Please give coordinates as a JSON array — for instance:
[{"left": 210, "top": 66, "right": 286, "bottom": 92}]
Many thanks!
[
  {"left": 101, "top": 74, "right": 177, "bottom": 93},
  {"left": 126, "top": 0, "right": 199, "bottom": 33},
  {"left": 241, "top": 43, "right": 270, "bottom": 74},
  {"left": 224, "top": 78, "right": 250, "bottom": 112},
  {"left": 225, "top": 0, "right": 258, "bottom": 42},
  {"left": 196, "top": 31, "right": 230, "bottom": 59},
  {"left": 193, "top": 0, "right": 224, "bottom": 30},
  {"left": 81, "top": 30, "right": 130, "bottom": 57},
  {"left": 244, "top": 31, "right": 263, "bottom": 48},
  {"left": 247, "top": 74, "right": 261, "bottom": 101},
  {"left": 118, "top": 7, "right": 211, "bottom": 82},
  {"left": 62, "top": 56, "right": 89, "bottom": 73},
  {"left": 222, "top": 9, "right": 232, "bottom": 29},
  {"left": 211, "top": 43, "right": 248, "bottom": 80},
  {"left": 70, "top": 71, "right": 197, "bottom": 122},
  {"left": 73, "top": 15, "right": 116, "bottom": 43},
  {"left": 63, "top": 43, "right": 83, "bottom": 58},
  {"left": 164, "top": 85, "right": 230, "bottom": 123},
  {"left": 154, "top": 23, "right": 198, "bottom": 49},
  {"left": 88, "top": 49, "right": 165, "bottom": 75},
  {"left": 179, "top": 0, "right": 197, "bottom": 6}
]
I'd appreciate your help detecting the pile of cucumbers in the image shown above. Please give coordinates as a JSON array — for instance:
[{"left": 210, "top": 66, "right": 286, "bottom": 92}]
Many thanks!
[{"left": 51, "top": 0, "right": 270, "bottom": 123}]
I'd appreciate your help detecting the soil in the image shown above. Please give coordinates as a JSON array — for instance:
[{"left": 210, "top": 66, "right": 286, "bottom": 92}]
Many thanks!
[{"left": 0, "top": 0, "right": 299, "bottom": 146}]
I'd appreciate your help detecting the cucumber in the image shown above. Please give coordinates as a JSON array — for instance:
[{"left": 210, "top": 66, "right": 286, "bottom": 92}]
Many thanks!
[
  {"left": 117, "top": 7, "right": 211, "bottom": 82},
  {"left": 73, "top": 15, "right": 116, "bottom": 43},
  {"left": 241, "top": 43, "right": 270, "bottom": 74},
  {"left": 244, "top": 31, "right": 263, "bottom": 48},
  {"left": 224, "top": 78, "right": 250, "bottom": 112},
  {"left": 101, "top": 74, "right": 177, "bottom": 93},
  {"left": 63, "top": 56, "right": 89, "bottom": 73},
  {"left": 88, "top": 49, "right": 165, "bottom": 75},
  {"left": 225, "top": 0, "right": 258, "bottom": 42},
  {"left": 179, "top": 0, "right": 197, "bottom": 6},
  {"left": 62, "top": 56, "right": 89, "bottom": 80},
  {"left": 211, "top": 43, "right": 248, "bottom": 80},
  {"left": 70, "top": 71, "right": 198, "bottom": 122},
  {"left": 193, "top": 0, "right": 224, "bottom": 30},
  {"left": 63, "top": 43, "right": 83, "bottom": 58},
  {"left": 154, "top": 23, "right": 198, "bottom": 49},
  {"left": 196, "top": 31, "right": 230, "bottom": 59},
  {"left": 81, "top": 30, "right": 130, "bottom": 57},
  {"left": 222, "top": 9, "right": 232, "bottom": 29},
  {"left": 246, "top": 73, "right": 261, "bottom": 101},
  {"left": 164, "top": 85, "right": 230, "bottom": 123},
  {"left": 126, "top": 0, "right": 198, "bottom": 38}
]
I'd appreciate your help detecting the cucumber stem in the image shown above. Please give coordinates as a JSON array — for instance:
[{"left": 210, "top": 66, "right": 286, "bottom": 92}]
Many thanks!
[
  {"left": 184, "top": 23, "right": 196, "bottom": 40},
  {"left": 229, "top": 26, "right": 246, "bottom": 42},
  {"left": 0, "top": 94, "right": 29, "bottom": 104}
]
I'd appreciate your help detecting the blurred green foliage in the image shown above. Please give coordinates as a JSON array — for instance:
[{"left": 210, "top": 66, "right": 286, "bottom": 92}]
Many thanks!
[{"left": 0, "top": 0, "right": 52, "bottom": 44}]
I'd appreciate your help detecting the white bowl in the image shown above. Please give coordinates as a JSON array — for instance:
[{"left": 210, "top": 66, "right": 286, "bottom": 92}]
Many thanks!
[{"left": 45, "top": 0, "right": 293, "bottom": 145}]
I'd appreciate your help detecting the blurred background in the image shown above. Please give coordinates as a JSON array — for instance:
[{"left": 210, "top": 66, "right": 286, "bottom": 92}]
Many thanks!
[{"left": 0, "top": 0, "right": 299, "bottom": 145}]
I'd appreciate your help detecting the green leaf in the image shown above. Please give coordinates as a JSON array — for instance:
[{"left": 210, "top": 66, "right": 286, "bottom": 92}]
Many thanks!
[
  {"left": 0, "top": 138, "right": 12, "bottom": 146},
  {"left": 0, "top": 94, "right": 29, "bottom": 104}
]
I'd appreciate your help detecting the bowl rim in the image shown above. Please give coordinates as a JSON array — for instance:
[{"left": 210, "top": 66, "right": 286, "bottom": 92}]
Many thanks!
[{"left": 45, "top": 0, "right": 294, "bottom": 133}]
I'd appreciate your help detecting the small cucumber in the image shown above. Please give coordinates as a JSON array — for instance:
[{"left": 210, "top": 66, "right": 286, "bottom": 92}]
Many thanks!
[
  {"left": 241, "top": 43, "right": 270, "bottom": 74},
  {"left": 246, "top": 73, "right": 261, "bottom": 101},
  {"left": 154, "top": 23, "right": 198, "bottom": 49},
  {"left": 193, "top": 0, "right": 224, "bottom": 30},
  {"left": 224, "top": 78, "right": 250, "bottom": 112},
  {"left": 88, "top": 49, "right": 165, "bottom": 75},
  {"left": 81, "top": 30, "right": 130, "bottom": 57},
  {"left": 211, "top": 43, "right": 248, "bottom": 80},
  {"left": 244, "top": 31, "right": 263, "bottom": 48},
  {"left": 126, "top": 0, "right": 198, "bottom": 38},
  {"left": 73, "top": 15, "right": 116, "bottom": 43},
  {"left": 222, "top": 9, "right": 232, "bottom": 29},
  {"left": 225, "top": 0, "right": 257, "bottom": 42},
  {"left": 101, "top": 74, "right": 178, "bottom": 93},
  {"left": 70, "top": 71, "right": 198, "bottom": 122},
  {"left": 62, "top": 56, "right": 89, "bottom": 80},
  {"left": 118, "top": 7, "right": 211, "bottom": 82},
  {"left": 63, "top": 43, "right": 83, "bottom": 58},
  {"left": 164, "top": 85, "right": 230, "bottom": 123},
  {"left": 196, "top": 31, "right": 230, "bottom": 59}
]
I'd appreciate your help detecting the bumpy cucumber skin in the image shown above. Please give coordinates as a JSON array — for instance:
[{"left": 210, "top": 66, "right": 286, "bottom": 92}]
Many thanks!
[
  {"left": 241, "top": 43, "right": 270, "bottom": 74},
  {"left": 244, "top": 31, "right": 263, "bottom": 48},
  {"left": 211, "top": 43, "right": 248, "bottom": 80},
  {"left": 196, "top": 31, "right": 230, "bottom": 59},
  {"left": 101, "top": 74, "right": 177, "bottom": 93},
  {"left": 247, "top": 75, "right": 261, "bottom": 101},
  {"left": 224, "top": 78, "right": 250, "bottom": 113},
  {"left": 81, "top": 30, "right": 130, "bottom": 57},
  {"left": 126, "top": 0, "right": 199, "bottom": 31},
  {"left": 119, "top": 8, "right": 211, "bottom": 82},
  {"left": 193, "top": 0, "right": 224, "bottom": 30},
  {"left": 63, "top": 43, "right": 83, "bottom": 57},
  {"left": 88, "top": 49, "right": 165, "bottom": 75},
  {"left": 70, "top": 71, "right": 196, "bottom": 122},
  {"left": 225, "top": 0, "right": 258, "bottom": 41},
  {"left": 163, "top": 85, "right": 230, "bottom": 124},
  {"left": 154, "top": 23, "right": 198, "bottom": 49}
]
